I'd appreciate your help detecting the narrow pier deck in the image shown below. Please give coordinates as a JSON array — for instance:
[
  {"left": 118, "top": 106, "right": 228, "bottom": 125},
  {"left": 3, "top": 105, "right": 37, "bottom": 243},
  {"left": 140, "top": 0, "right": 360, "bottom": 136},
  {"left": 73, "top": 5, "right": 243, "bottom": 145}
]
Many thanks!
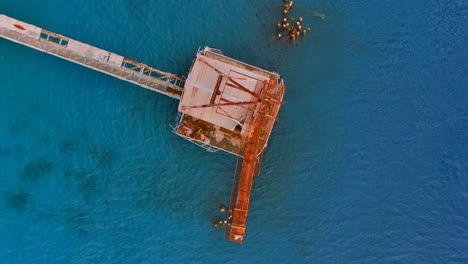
[{"left": 0, "top": 14, "right": 184, "bottom": 99}]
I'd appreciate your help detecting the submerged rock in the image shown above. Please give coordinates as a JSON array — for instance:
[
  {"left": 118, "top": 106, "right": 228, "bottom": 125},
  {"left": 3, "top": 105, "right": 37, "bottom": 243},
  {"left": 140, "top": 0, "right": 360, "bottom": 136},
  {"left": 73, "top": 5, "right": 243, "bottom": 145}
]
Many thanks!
[
  {"left": 4, "top": 191, "right": 29, "bottom": 211},
  {"left": 59, "top": 140, "right": 78, "bottom": 154},
  {"left": 21, "top": 158, "right": 54, "bottom": 181}
]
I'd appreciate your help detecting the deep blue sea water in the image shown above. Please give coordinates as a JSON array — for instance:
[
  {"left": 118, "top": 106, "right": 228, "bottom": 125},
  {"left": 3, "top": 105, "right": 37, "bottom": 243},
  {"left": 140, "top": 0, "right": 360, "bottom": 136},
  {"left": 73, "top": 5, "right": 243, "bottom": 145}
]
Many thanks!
[{"left": 0, "top": 0, "right": 467, "bottom": 263}]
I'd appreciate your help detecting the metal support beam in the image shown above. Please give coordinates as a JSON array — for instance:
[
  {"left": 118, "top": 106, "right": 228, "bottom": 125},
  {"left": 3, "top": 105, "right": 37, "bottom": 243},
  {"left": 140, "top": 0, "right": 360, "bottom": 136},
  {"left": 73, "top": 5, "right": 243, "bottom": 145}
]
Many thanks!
[{"left": 181, "top": 100, "right": 259, "bottom": 110}]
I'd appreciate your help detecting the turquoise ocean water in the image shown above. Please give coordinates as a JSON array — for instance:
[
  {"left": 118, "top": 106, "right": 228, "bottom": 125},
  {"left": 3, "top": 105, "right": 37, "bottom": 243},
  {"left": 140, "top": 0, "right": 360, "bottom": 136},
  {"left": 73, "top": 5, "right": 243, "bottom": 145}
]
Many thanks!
[{"left": 0, "top": 0, "right": 467, "bottom": 263}]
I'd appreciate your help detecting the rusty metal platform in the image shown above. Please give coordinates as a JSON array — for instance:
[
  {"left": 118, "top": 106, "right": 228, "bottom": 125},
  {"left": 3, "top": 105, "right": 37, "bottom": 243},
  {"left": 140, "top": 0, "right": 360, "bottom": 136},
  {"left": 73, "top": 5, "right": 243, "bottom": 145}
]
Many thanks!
[
  {"left": 175, "top": 48, "right": 284, "bottom": 157},
  {"left": 175, "top": 47, "right": 286, "bottom": 243}
]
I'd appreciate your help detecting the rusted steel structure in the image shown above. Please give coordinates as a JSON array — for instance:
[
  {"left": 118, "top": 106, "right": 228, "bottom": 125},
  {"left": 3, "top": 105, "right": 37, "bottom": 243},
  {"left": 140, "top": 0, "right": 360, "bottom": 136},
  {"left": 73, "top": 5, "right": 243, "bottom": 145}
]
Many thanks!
[
  {"left": 175, "top": 48, "right": 286, "bottom": 243},
  {"left": 0, "top": 14, "right": 286, "bottom": 243}
]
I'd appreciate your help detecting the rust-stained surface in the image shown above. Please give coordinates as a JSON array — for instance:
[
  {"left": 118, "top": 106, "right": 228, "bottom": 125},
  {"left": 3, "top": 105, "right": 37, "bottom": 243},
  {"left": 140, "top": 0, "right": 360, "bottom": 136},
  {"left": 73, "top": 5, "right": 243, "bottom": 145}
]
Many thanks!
[
  {"left": 176, "top": 114, "right": 245, "bottom": 156},
  {"left": 178, "top": 53, "right": 267, "bottom": 132},
  {"left": 176, "top": 48, "right": 284, "bottom": 157},
  {"left": 225, "top": 75, "right": 286, "bottom": 243},
  {"left": 176, "top": 48, "right": 286, "bottom": 243}
]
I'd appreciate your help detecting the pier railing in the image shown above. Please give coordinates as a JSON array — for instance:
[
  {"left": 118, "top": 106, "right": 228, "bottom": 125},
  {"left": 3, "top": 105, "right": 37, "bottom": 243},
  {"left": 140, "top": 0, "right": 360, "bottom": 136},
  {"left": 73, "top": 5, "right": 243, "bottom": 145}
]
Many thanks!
[{"left": 0, "top": 15, "right": 184, "bottom": 99}]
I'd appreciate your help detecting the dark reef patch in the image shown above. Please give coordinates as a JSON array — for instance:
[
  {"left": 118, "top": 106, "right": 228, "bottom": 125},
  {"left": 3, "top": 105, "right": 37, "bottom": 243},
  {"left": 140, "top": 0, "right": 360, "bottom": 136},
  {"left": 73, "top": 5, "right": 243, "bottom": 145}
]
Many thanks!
[
  {"left": 27, "top": 103, "right": 41, "bottom": 113},
  {"left": 97, "top": 151, "right": 115, "bottom": 168},
  {"left": 14, "top": 144, "right": 24, "bottom": 153},
  {"left": 20, "top": 157, "right": 54, "bottom": 182},
  {"left": 37, "top": 135, "right": 51, "bottom": 146},
  {"left": 75, "top": 169, "right": 98, "bottom": 202},
  {"left": 86, "top": 144, "right": 117, "bottom": 169},
  {"left": 64, "top": 206, "right": 87, "bottom": 225},
  {"left": 63, "top": 168, "right": 98, "bottom": 202},
  {"left": 62, "top": 205, "right": 93, "bottom": 238},
  {"left": 0, "top": 147, "right": 11, "bottom": 158},
  {"left": 59, "top": 140, "right": 78, "bottom": 154},
  {"left": 4, "top": 191, "right": 29, "bottom": 211},
  {"left": 9, "top": 120, "right": 30, "bottom": 134}
]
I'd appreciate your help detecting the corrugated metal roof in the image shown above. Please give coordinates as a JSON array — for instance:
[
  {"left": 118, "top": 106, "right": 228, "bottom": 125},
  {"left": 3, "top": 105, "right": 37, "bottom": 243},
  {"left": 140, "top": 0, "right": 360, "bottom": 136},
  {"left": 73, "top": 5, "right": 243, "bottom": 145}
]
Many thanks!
[{"left": 179, "top": 54, "right": 270, "bottom": 131}]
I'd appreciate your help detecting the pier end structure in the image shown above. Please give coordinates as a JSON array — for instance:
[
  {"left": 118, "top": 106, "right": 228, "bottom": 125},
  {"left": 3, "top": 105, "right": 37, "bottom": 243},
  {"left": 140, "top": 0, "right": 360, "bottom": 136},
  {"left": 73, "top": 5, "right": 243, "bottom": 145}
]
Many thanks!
[
  {"left": 174, "top": 47, "right": 285, "bottom": 157},
  {"left": 174, "top": 47, "right": 286, "bottom": 243}
]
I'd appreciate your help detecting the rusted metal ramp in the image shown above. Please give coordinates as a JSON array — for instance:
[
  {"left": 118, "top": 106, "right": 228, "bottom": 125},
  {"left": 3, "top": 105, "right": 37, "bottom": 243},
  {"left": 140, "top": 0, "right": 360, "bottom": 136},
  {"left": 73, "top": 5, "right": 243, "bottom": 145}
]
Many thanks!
[
  {"left": 0, "top": 14, "right": 184, "bottom": 99},
  {"left": 224, "top": 70, "right": 286, "bottom": 243}
]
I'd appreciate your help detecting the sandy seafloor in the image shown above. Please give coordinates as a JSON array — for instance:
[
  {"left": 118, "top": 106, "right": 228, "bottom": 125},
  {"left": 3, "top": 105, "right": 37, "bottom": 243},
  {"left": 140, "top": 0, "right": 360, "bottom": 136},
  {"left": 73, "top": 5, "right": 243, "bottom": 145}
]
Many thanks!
[{"left": 0, "top": 0, "right": 467, "bottom": 263}]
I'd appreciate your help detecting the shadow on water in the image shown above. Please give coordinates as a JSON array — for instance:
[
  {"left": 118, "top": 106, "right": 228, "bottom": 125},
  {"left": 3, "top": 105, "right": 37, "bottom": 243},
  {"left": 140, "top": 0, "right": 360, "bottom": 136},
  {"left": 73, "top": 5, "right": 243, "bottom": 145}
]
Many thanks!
[
  {"left": 3, "top": 190, "right": 29, "bottom": 212},
  {"left": 20, "top": 157, "right": 54, "bottom": 182}
]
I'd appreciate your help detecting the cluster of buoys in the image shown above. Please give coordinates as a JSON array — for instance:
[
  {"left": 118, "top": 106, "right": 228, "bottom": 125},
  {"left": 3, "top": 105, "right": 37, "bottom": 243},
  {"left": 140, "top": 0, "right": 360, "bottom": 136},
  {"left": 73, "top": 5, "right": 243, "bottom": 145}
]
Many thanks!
[
  {"left": 275, "top": 0, "right": 310, "bottom": 41},
  {"left": 213, "top": 205, "right": 232, "bottom": 228}
]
